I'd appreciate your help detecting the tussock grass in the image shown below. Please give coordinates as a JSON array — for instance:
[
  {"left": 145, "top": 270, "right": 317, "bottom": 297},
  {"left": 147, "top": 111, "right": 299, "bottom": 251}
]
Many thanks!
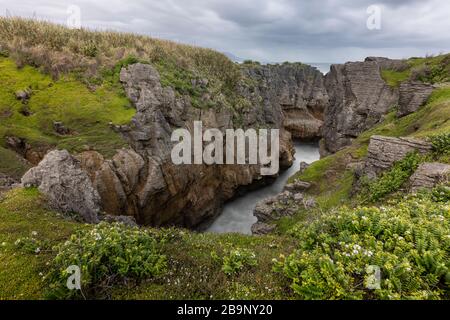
[{"left": 0, "top": 17, "right": 240, "bottom": 87}]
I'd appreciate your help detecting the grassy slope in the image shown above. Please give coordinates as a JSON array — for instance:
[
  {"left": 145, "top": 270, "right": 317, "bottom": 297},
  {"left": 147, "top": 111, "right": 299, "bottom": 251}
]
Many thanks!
[
  {"left": 0, "top": 57, "right": 134, "bottom": 157},
  {"left": 0, "top": 188, "right": 80, "bottom": 299},
  {"left": 0, "top": 188, "right": 296, "bottom": 300},
  {"left": 381, "top": 54, "right": 450, "bottom": 87}
]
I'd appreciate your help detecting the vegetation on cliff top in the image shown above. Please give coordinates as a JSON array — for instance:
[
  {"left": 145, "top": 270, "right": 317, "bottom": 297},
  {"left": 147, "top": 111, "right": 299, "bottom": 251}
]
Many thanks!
[
  {"left": 0, "top": 56, "right": 134, "bottom": 178},
  {"left": 382, "top": 53, "right": 450, "bottom": 87}
]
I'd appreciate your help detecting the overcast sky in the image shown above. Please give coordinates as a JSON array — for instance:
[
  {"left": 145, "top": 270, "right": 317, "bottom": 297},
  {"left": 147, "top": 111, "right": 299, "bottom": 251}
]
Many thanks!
[{"left": 1, "top": 0, "right": 450, "bottom": 63}]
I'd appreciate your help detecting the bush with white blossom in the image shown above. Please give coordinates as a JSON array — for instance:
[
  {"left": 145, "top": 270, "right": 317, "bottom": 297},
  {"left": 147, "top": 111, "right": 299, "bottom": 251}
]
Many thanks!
[
  {"left": 273, "top": 191, "right": 450, "bottom": 300},
  {"left": 47, "top": 222, "right": 167, "bottom": 298}
]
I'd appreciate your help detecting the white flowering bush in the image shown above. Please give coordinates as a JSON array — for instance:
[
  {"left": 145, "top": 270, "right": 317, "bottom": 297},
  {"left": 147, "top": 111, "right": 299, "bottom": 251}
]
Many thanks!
[
  {"left": 14, "top": 231, "right": 47, "bottom": 254},
  {"left": 47, "top": 222, "right": 167, "bottom": 298},
  {"left": 274, "top": 193, "right": 450, "bottom": 300},
  {"left": 211, "top": 247, "right": 258, "bottom": 276}
]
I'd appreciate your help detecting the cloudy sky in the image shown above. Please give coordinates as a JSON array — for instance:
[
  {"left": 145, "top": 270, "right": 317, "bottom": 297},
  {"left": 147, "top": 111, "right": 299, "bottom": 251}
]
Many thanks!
[{"left": 1, "top": 0, "right": 450, "bottom": 63}]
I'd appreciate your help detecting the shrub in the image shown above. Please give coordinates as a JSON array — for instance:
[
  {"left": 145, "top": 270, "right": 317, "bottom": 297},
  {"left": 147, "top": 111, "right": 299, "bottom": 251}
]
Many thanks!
[
  {"left": 430, "top": 133, "right": 450, "bottom": 156},
  {"left": 274, "top": 194, "right": 450, "bottom": 300},
  {"left": 365, "top": 152, "right": 421, "bottom": 202},
  {"left": 211, "top": 247, "right": 258, "bottom": 276},
  {"left": 431, "top": 184, "right": 450, "bottom": 203},
  {"left": 47, "top": 222, "right": 167, "bottom": 298}
]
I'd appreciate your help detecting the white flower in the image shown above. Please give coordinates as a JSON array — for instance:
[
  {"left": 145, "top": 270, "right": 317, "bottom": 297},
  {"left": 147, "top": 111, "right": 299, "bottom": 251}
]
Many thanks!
[
  {"left": 35, "top": 247, "right": 41, "bottom": 254},
  {"left": 94, "top": 233, "right": 102, "bottom": 241},
  {"left": 31, "top": 231, "right": 38, "bottom": 237}
]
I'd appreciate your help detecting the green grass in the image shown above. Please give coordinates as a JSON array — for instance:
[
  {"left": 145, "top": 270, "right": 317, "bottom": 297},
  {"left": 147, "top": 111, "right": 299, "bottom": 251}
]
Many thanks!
[
  {"left": 381, "top": 69, "right": 410, "bottom": 87},
  {"left": 0, "top": 188, "right": 296, "bottom": 300},
  {"left": 0, "top": 57, "right": 135, "bottom": 164},
  {"left": 381, "top": 54, "right": 450, "bottom": 87},
  {"left": 0, "top": 146, "right": 30, "bottom": 179},
  {"left": 0, "top": 188, "right": 80, "bottom": 299}
]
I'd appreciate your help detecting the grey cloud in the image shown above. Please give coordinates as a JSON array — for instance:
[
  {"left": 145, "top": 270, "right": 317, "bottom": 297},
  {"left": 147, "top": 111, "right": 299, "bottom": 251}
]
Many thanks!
[{"left": 1, "top": 0, "right": 449, "bottom": 62}]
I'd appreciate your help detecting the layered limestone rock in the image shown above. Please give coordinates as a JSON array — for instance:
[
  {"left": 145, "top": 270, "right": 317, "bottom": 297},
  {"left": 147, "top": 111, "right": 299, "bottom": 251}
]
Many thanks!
[
  {"left": 362, "top": 135, "right": 432, "bottom": 179},
  {"left": 241, "top": 63, "right": 327, "bottom": 139},
  {"left": 321, "top": 58, "right": 405, "bottom": 155},
  {"left": 410, "top": 162, "right": 450, "bottom": 192},
  {"left": 19, "top": 61, "right": 304, "bottom": 228},
  {"left": 105, "top": 63, "right": 296, "bottom": 227},
  {"left": 21, "top": 150, "right": 101, "bottom": 223},
  {"left": 397, "top": 82, "right": 434, "bottom": 117},
  {"left": 252, "top": 190, "right": 316, "bottom": 234},
  {"left": 0, "top": 173, "right": 19, "bottom": 193}
]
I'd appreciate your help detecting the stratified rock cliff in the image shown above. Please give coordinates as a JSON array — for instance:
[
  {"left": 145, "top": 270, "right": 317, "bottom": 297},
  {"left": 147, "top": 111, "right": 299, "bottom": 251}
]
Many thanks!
[
  {"left": 241, "top": 63, "right": 327, "bottom": 140},
  {"left": 321, "top": 57, "right": 405, "bottom": 155}
]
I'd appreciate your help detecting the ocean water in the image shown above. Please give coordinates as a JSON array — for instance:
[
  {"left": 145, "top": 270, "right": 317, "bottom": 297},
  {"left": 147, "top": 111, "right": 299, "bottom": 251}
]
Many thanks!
[{"left": 206, "top": 142, "right": 320, "bottom": 234}]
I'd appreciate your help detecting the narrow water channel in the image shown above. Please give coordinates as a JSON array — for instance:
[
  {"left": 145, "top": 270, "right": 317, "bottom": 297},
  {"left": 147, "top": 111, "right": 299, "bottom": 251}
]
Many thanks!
[{"left": 206, "top": 141, "right": 320, "bottom": 234}]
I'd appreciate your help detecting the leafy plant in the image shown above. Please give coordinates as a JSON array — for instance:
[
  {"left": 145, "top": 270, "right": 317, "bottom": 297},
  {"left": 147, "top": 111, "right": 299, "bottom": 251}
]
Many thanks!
[
  {"left": 46, "top": 222, "right": 167, "bottom": 298},
  {"left": 431, "top": 184, "right": 450, "bottom": 203},
  {"left": 211, "top": 247, "right": 258, "bottom": 276},
  {"left": 430, "top": 133, "right": 450, "bottom": 156},
  {"left": 274, "top": 193, "right": 450, "bottom": 300},
  {"left": 364, "top": 152, "right": 421, "bottom": 202}
]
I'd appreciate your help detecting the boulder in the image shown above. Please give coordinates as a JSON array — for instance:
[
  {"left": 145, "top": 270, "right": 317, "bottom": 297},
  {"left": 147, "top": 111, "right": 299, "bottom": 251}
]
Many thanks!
[
  {"left": 53, "top": 121, "right": 71, "bottom": 135},
  {"left": 21, "top": 150, "right": 100, "bottom": 223},
  {"left": 364, "top": 135, "right": 432, "bottom": 178},
  {"left": 253, "top": 190, "right": 315, "bottom": 227},
  {"left": 251, "top": 222, "right": 276, "bottom": 235},
  {"left": 101, "top": 214, "right": 138, "bottom": 227},
  {"left": 15, "top": 88, "right": 32, "bottom": 102},
  {"left": 410, "top": 162, "right": 450, "bottom": 192},
  {"left": 398, "top": 82, "right": 434, "bottom": 117},
  {"left": 285, "top": 180, "right": 311, "bottom": 192},
  {"left": 0, "top": 174, "right": 19, "bottom": 193}
]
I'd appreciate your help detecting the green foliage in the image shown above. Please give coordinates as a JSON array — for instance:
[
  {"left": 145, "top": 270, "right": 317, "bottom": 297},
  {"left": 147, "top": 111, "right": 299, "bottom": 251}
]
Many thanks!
[
  {"left": 431, "top": 184, "right": 450, "bottom": 203},
  {"left": 274, "top": 194, "right": 450, "bottom": 300},
  {"left": 363, "top": 152, "right": 421, "bottom": 202},
  {"left": 47, "top": 222, "right": 167, "bottom": 298},
  {"left": 430, "top": 133, "right": 450, "bottom": 156},
  {"left": 242, "top": 60, "right": 261, "bottom": 65},
  {"left": 211, "top": 247, "right": 258, "bottom": 276},
  {"left": 382, "top": 54, "right": 450, "bottom": 87},
  {"left": 81, "top": 40, "right": 98, "bottom": 58},
  {"left": 0, "top": 57, "right": 135, "bottom": 160},
  {"left": 381, "top": 69, "right": 410, "bottom": 87}
]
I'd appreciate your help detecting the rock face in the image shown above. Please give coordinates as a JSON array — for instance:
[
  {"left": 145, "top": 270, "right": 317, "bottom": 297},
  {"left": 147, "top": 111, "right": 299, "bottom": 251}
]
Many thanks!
[
  {"left": 21, "top": 150, "right": 101, "bottom": 223},
  {"left": 0, "top": 173, "right": 19, "bottom": 193},
  {"left": 242, "top": 63, "right": 327, "bottom": 139},
  {"left": 362, "top": 135, "right": 432, "bottom": 179},
  {"left": 321, "top": 58, "right": 404, "bottom": 155},
  {"left": 252, "top": 190, "right": 315, "bottom": 234},
  {"left": 20, "top": 62, "right": 323, "bottom": 228},
  {"left": 397, "top": 82, "right": 434, "bottom": 117},
  {"left": 106, "top": 63, "right": 295, "bottom": 227},
  {"left": 410, "top": 162, "right": 450, "bottom": 192}
]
